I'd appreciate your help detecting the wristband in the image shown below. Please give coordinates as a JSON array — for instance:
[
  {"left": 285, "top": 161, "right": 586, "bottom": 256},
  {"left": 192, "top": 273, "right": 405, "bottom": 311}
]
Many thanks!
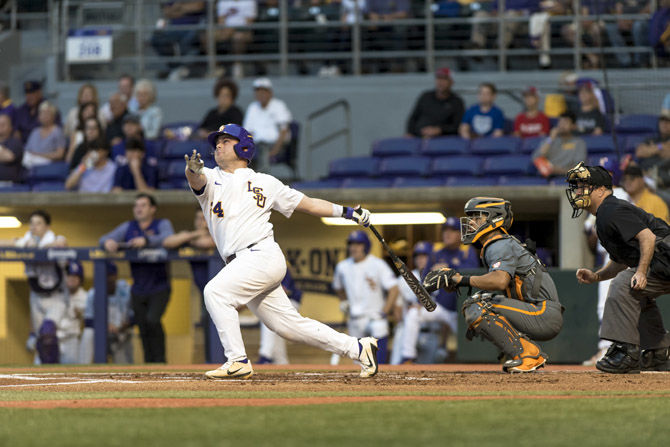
[
  {"left": 342, "top": 206, "right": 354, "bottom": 220},
  {"left": 460, "top": 275, "right": 471, "bottom": 287},
  {"left": 332, "top": 204, "right": 344, "bottom": 217},
  {"left": 658, "top": 143, "right": 663, "bottom": 151}
]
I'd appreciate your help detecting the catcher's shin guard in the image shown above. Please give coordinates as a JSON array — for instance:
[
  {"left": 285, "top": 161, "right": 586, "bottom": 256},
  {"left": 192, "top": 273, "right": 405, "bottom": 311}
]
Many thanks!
[{"left": 463, "top": 301, "right": 546, "bottom": 373}]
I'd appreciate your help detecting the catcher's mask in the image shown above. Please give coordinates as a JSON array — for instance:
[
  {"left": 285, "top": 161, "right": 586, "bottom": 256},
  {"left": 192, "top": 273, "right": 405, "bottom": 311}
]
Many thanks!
[
  {"left": 460, "top": 197, "right": 513, "bottom": 245},
  {"left": 565, "top": 162, "right": 612, "bottom": 218}
]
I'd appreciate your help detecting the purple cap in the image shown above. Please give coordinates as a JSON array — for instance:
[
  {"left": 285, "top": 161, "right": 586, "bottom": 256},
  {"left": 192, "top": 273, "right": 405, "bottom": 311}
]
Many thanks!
[
  {"left": 442, "top": 217, "right": 460, "bottom": 230},
  {"left": 66, "top": 261, "right": 83, "bottom": 278}
]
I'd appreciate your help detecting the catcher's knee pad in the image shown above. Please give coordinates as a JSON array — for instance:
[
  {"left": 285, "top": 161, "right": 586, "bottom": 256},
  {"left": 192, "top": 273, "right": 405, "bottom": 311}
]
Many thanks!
[
  {"left": 462, "top": 292, "right": 495, "bottom": 328},
  {"left": 36, "top": 319, "right": 60, "bottom": 364}
]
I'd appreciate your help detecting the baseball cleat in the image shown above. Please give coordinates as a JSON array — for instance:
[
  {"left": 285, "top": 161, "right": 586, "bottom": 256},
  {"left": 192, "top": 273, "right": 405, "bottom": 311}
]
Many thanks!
[
  {"left": 358, "top": 337, "right": 379, "bottom": 378},
  {"left": 205, "top": 359, "right": 254, "bottom": 379},
  {"left": 502, "top": 338, "right": 547, "bottom": 373}
]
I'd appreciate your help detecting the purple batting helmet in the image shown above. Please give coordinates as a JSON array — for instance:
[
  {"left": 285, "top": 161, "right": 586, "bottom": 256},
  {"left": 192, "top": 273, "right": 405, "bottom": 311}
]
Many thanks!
[
  {"left": 598, "top": 155, "right": 621, "bottom": 186},
  {"left": 66, "top": 261, "right": 84, "bottom": 279},
  {"left": 413, "top": 241, "right": 433, "bottom": 256},
  {"left": 207, "top": 123, "right": 256, "bottom": 163},
  {"left": 347, "top": 230, "right": 371, "bottom": 254},
  {"left": 442, "top": 217, "right": 460, "bottom": 231}
]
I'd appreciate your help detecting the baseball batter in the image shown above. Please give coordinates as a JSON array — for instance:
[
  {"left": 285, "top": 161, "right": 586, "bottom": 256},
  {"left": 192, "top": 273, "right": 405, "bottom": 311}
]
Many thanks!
[{"left": 185, "top": 123, "right": 379, "bottom": 379}]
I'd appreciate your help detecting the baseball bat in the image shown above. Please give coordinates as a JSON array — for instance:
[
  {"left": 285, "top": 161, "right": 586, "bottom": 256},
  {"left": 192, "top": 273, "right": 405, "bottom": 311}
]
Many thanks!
[{"left": 359, "top": 217, "right": 437, "bottom": 312}]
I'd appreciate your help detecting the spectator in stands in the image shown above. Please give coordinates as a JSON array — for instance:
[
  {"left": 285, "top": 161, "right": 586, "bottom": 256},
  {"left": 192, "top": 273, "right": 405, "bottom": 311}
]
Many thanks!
[
  {"left": 22, "top": 101, "right": 66, "bottom": 169},
  {"left": 364, "top": 0, "right": 410, "bottom": 73},
  {"left": 622, "top": 164, "right": 670, "bottom": 222},
  {"left": 514, "top": 86, "right": 550, "bottom": 138},
  {"left": 406, "top": 67, "right": 465, "bottom": 138},
  {"left": 470, "top": 0, "right": 541, "bottom": 51},
  {"left": 662, "top": 93, "right": 670, "bottom": 116},
  {"left": 0, "top": 114, "right": 23, "bottom": 183},
  {"left": 243, "top": 77, "right": 293, "bottom": 173},
  {"left": 532, "top": 111, "right": 587, "bottom": 177},
  {"left": 576, "top": 82, "right": 606, "bottom": 135},
  {"left": 58, "top": 261, "right": 88, "bottom": 364},
  {"left": 101, "top": 74, "right": 138, "bottom": 123},
  {"left": 69, "top": 118, "right": 104, "bottom": 171},
  {"left": 65, "top": 138, "right": 116, "bottom": 193},
  {"left": 105, "top": 93, "right": 129, "bottom": 147},
  {"left": 530, "top": 0, "right": 571, "bottom": 68},
  {"left": 65, "top": 102, "right": 99, "bottom": 163},
  {"left": 635, "top": 114, "right": 670, "bottom": 171},
  {"left": 151, "top": 1, "right": 205, "bottom": 81},
  {"left": 79, "top": 262, "right": 134, "bottom": 364},
  {"left": 604, "top": 1, "right": 652, "bottom": 68},
  {"left": 63, "top": 84, "right": 103, "bottom": 142},
  {"left": 196, "top": 78, "right": 244, "bottom": 139},
  {"left": 122, "top": 114, "right": 144, "bottom": 142},
  {"left": 112, "top": 138, "right": 158, "bottom": 192},
  {"left": 459, "top": 82, "right": 505, "bottom": 139},
  {"left": 0, "top": 81, "right": 16, "bottom": 125},
  {"left": 100, "top": 194, "right": 175, "bottom": 363},
  {"left": 14, "top": 80, "right": 61, "bottom": 143},
  {"left": 134, "top": 79, "right": 162, "bottom": 139},
  {"left": 211, "top": 0, "right": 257, "bottom": 79},
  {"left": 561, "top": 0, "right": 607, "bottom": 69}
]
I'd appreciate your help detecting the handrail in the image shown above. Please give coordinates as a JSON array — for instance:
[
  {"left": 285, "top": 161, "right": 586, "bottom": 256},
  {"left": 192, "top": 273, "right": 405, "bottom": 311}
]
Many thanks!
[{"left": 305, "top": 99, "right": 351, "bottom": 180}]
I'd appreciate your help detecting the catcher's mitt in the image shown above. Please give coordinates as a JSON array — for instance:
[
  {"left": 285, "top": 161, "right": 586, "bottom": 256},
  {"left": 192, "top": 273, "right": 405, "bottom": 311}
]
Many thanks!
[{"left": 423, "top": 268, "right": 459, "bottom": 293}]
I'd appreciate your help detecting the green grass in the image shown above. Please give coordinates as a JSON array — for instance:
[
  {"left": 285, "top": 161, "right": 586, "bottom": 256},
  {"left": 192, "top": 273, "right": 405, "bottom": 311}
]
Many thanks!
[{"left": 1, "top": 398, "right": 669, "bottom": 447}]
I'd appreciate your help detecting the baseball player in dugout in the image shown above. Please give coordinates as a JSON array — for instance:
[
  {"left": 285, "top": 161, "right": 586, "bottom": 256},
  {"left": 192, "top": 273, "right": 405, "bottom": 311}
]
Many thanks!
[
  {"left": 423, "top": 197, "right": 564, "bottom": 373},
  {"left": 567, "top": 162, "right": 670, "bottom": 373},
  {"left": 184, "top": 123, "right": 379, "bottom": 379}
]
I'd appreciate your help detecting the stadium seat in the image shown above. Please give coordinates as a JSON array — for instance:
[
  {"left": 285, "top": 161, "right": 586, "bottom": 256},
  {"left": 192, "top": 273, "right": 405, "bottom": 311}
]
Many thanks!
[
  {"left": 31, "top": 181, "right": 67, "bottom": 192},
  {"left": 28, "top": 162, "right": 69, "bottom": 185},
  {"left": 112, "top": 140, "right": 163, "bottom": 165},
  {"left": 470, "top": 136, "right": 521, "bottom": 155},
  {"left": 588, "top": 153, "right": 619, "bottom": 167},
  {"left": 340, "top": 177, "right": 393, "bottom": 188},
  {"left": 446, "top": 176, "right": 498, "bottom": 186},
  {"left": 166, "top": 160, "right": 187, "bottom": 180},
  {"left": 498, "top": 176, "right": 549, "bottom": 186},
  {"left": 519, "top": 136, "right": 545, "bottom": 154},
  {"left": 482, "top": 155, "right": 532, "bottom": 176},
  {"left": 158, "top": 179, "right": 189, "bottom": 190},
  {"left": 328, "top": 156, "right": 379, "bottom": 178},
  {"left": 392, "top": 177, "right": 446, "bottom": 188},
  {"left": 291, "top": 179, "right": 343, "bottom": 189},
  {"left": 431, "top": 156, "right": 483, "bottom": 177},
  {"left": 421, "top": 136, "right": 469, "bottom": 156},
  {"left": 624, "top": 134, "right": 654, "bottom": 153},
  {"left": 615, "top": 114, "right": 658, "bottom": 134},
  {"left": 371, "top": 137, "right": 421, "bottom": 157},
  {"left": 0, "top": 184, "right": 30, "bottom": 193},
  {"left": 379, "top": 156, "right": 432, "bottom": 177},
  {"left": 163, "top": 140, "right": 210, "bottom": 159},
  {"left": 582, "top": 135, "right": 616, "bottom": 154},
  {"left": 161, "top": 121, "right": 199, "bottom": 141}
]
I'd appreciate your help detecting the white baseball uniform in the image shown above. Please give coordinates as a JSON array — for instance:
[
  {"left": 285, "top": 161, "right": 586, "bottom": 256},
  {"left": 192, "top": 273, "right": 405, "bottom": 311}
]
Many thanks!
[
  {"left": 194, "top": 166, "right": 360, "bottom": 363},
  {"left": 332, "top": 255, "right": 397, "bottom": 339},
  {"left": 397, "top": 269, "right": 457, "bottom": 361},
  {"left": 58, "top": 286, "right": 88, "bottom": 364}
]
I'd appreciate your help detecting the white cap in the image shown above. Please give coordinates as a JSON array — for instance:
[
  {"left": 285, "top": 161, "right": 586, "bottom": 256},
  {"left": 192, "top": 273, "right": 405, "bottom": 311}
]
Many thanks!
[{"left": 253, "top": 77, "right": 273, "bottom": 90}]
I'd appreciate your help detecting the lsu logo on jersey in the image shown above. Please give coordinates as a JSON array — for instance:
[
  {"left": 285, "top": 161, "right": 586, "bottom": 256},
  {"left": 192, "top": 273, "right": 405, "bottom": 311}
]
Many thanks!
[{"left": 247, "top": 181, "right": 266, "bottom": 208}]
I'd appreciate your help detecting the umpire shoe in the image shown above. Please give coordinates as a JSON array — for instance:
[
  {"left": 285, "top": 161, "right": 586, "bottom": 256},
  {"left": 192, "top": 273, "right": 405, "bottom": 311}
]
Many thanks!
[
  {"left": 205, "top": 359, "right": 254, "bottom": 379},
  {"left": 358, "top": 337, "right": 379, "bottom": 378},
  {"left": 641, "top": 347, "right": 670, "bottom": 372},
  {"left": 596, "top": 342, "right": 640, "bottom": 374},
  {"left": 503, "top": 338, "right": 547, "bottom": 373}
]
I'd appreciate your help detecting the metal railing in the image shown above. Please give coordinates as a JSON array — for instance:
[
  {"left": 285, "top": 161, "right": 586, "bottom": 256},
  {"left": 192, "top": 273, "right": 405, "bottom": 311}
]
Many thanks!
[{"left": 305, "top": 99, "right": 352, "bottom": 179}]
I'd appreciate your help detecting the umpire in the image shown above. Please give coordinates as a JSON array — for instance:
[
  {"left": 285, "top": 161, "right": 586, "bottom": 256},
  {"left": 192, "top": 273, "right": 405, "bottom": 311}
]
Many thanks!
[{"left": 567, "top": 162, "right": 670, "bottom": 373}]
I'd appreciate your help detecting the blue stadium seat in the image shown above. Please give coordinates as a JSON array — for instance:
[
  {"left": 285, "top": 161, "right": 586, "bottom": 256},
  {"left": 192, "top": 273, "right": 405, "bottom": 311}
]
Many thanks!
[
  {"left": 392, "top": 177, "right": 446, "bottom": 188},
  {"left": 163, "top": 140, "right": 210, "bottom": 159},
  {"left": 431, "top": 156, "right": 483, "bottom": 177},
  {"left": 158, "top": 179, "right": 189, "bottom": 190},
  {"left": 588, "top": 153, "right": 619, "bottom": 167},
  {"left": 161, "top": 121, "right": 199, "bottom": 141},
  {"left": 582, "top": 135, "right": 616, "bottom": 154},
  {"left": 28, "top": 162, "right": 69, "bottom": 185},
  {"left": 0, "top": 184, "right": 30, "bottom": 193},
  {"left": 421, "top": 136, "right": 469, "bottom": 156},
  {"left": 498, "top": 176, "right": 549, "bottom": 186},
  {"left": 166, "top": 160, "right": 186, "bottom": 180},
  {"left": 470, "top": 136, "right": 521, "bottom": 155},
  {"left": 482, "top": 155, "right": 532, "bottom": 176},
  {"left": 379, "top": 156, "right": 432, "bottom": 177},
  {"left": 340, "top": 177, "right": 393, "bottom": 188},
  {"left": 624, "top": 134, "right": 654, "bottom": 153},
  {"left": 519, "top": 136, "right": 545, "bottom": 154},
  {"left": 371, "top": 137, "right": 421, "bottom": 157},
  {"left": 291, "top": 179, "right": 343, "bottom": 189},
  {"left": 31, "top": 181, "right": 67, "bottom": 192},
  {"left": 328, "top": 156, "right": 379, "bottom": 178},
  {"left": 446, "top": 176, "right": 498, "bottom": 187},
  {"left": 615, "top": 114, "right": 658, "bottom": 134}
]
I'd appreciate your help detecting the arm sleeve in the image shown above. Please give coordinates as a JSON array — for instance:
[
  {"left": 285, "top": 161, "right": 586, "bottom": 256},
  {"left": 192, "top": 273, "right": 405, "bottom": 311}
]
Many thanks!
[
  {"left": 145, "top": 219, "right": 175, "bottom": 247},
  {"left": 270, "top": 176, "right": 305, "bottom": 218},
  {"left": 492, "top": 108, "right": 505, "bottom": 130},
  {"left": 612, "top": 207, "right": 647, "bottom": 242},
  {"left": 484, "top": 242, "right": 517, "bottom": 278},
  {"left": 99, "top": 221, "right": 131, "bottom": 246},
  {"left": 332, "top": 264, "right": 343, "bottom": 290},
  {"left": 276, "top": 100, "right": 292, "bottom": 128},
  {"left": 461, "top": 106, "right": 474, "bottom": 125}
]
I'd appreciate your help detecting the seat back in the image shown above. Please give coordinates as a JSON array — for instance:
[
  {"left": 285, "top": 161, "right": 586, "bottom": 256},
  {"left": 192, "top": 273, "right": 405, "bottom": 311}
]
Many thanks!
[
  {"left": 329, "top": 156, "right": 379, "bottom": 178},
  {"left": 431, "top": 156, "right": 483, "bottom": 176},
  {"left": 371, "top": 137, "right": 421, "bottom": 157}
]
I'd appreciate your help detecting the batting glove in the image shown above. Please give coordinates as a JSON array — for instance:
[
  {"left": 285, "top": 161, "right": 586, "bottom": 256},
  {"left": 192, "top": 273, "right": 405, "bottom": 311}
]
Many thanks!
[
  {"left": 184, "top": 150, "right": 204, "bottom": 175},
  {"left": 343, "top": 205, "right": 371, "bottom": 227}
]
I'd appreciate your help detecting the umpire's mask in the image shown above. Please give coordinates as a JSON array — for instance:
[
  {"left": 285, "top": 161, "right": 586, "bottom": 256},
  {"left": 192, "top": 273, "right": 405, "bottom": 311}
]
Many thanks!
[{"left": 565, "top": 162, "right": 612, "bottom": 218}]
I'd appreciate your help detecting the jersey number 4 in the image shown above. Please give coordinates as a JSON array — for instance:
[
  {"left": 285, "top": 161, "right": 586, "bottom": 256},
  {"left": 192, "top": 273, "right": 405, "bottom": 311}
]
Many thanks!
[{"left": 211, "top": 201, "right": 224, "bottom": 218}]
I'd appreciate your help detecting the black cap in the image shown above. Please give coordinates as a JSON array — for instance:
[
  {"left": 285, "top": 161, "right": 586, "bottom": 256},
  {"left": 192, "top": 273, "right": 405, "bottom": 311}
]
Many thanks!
[
  {"left": 587, "top": 166, "right": 613, "bottom": 188},
  {"left": 23, "top": 80, "right": 42, "bottom": 93},
  {"left": 623, "top": 165, "right": 643, "bottom": 178}
]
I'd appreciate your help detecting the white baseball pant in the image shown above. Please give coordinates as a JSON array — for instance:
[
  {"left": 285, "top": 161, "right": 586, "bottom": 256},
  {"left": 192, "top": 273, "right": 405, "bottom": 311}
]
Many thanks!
[
  {"left": 259, "top": 299, "right": 300, "bottom": 364},
  {"left": 30, "top": 291, "right": 67, "bottom": 334},
  {"left": 203, "top": 238, "right": 360, "bottom": 363},
  {"left": 401, "top": 304, "right": 457, "bottom": 360}
]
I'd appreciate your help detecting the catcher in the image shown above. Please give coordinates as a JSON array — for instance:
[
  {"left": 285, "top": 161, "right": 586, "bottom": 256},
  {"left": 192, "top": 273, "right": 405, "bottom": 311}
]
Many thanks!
[{"left": 423, "top": 197, "right": 563, "bottom": 372}]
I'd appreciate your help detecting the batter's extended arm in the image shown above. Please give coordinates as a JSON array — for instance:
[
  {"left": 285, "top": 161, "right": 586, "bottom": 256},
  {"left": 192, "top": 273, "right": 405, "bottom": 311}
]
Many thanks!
[{"left": 184, "top": 149, "right": 206, "bottom": 191}]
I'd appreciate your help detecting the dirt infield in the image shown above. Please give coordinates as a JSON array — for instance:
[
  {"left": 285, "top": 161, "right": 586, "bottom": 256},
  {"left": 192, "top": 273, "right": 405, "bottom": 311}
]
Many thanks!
[{"left": 1, "top": 364, "right": 669, "bottom": 408}]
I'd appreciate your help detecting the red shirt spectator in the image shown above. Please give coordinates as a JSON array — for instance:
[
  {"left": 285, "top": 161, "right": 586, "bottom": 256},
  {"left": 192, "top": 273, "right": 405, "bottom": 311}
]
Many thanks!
[{"left": 514, "top": 87, "right": 550, "bottom": 138}]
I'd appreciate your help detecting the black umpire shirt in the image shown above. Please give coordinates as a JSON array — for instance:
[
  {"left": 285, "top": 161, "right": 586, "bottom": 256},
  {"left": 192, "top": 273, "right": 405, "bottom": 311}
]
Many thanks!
[
  {"left": 406, "top": 90, "right": 465, "bottom": 137},
  {"left": 596, "top": 194, "right": 670, "bottom": 275}
]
